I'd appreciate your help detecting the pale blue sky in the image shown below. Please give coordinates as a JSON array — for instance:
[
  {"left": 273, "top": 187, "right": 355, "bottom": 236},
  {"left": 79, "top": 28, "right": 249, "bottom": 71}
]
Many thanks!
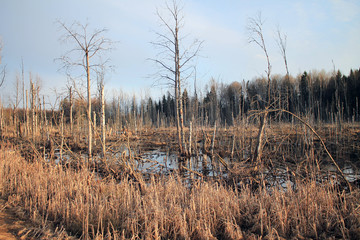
[{"left": 0, "top": 0, "right": 359, "bottom": 107}]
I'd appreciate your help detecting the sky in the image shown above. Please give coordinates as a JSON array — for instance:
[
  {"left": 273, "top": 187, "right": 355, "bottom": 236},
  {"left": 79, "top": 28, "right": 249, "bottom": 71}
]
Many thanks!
[{"left": 0, "top": 0, "right": 359, "bottom": 107}]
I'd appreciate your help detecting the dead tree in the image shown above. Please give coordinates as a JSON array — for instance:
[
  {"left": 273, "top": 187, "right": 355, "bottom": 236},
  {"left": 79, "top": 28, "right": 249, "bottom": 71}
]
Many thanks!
[
  {"left": 69, "top": 86, "right": 73, "bottom": 134},
  {"left": 150, "top": 0, "right": 202, "bottom": 155},
  {"left": 0, "top": 42, "right": 4, "bottom": 137},
  {"left": 276, "top": 26, "right": 289, "bottom": 121},
  {"left": 247, "top": 12, "right": 272, "bottom": 164},
  {"left": 22, "top": 59, "right": 26, "bottom": 136},
  {"left": 0, "top": 38, "right": 6, "bottom": 139},
  {"left": 276, "top": 27, "right": 289, "bottom": 78},
  {"left": 57, "top": 21, "right": 113, "bottom": 162},
  {"left": 97, "top": 70, "right": 106, "bottom": 157},
  {"left": 12, "top": 73, "right": 22, "bottom": 132},
  {"left": 30, "top": 78, "right": 35, "bottom": 140},
  {"left": 26, "top": 89, "right": 29, "bottom": 136}
]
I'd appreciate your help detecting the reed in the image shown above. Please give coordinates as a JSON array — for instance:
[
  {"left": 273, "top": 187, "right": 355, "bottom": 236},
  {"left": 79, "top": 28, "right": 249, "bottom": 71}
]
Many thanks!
[{"left": 1, "top": 145, "right": 360, "bottom": 239}]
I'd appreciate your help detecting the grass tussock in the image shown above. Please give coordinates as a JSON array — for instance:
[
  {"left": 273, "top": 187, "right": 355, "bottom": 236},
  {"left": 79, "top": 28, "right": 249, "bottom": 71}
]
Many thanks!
[{"left": 1, "top": 146, "right": 360, "bottom": 239}]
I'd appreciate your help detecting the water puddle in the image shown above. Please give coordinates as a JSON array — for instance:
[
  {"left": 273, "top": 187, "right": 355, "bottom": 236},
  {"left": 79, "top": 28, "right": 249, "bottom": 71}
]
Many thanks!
[{"left": 138, "top": 149, "right": 225, "bottom": 177}]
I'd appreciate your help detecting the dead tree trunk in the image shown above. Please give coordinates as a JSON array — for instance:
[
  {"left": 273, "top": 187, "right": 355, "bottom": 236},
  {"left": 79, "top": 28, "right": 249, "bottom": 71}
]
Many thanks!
[
  {"left": 60, "top": 110, "right": 64, "bottom": 161},
  {"left": 69, "top": 86, "right": 73, "bottom": 136},
  {"left": 43, "top": 96, "right": 48, "bottom": 141},
  {"left": 31, "top": 80, "right": 35, "bottom": 141},
  {"left": 93, "top": 111, "right": 96, "bottom": 146},
  {"left": 247, "top": 12, "right": 272, "bottom": 164},
  {"left": 100, "top": 84, "right": 106, "bottom": 157},
  {"left": 151, "top": 0, "right": 202, "bottom": 155},
  {"left": 253, "top": 111, "right": 268, "bottom": 163},
  {"left": 86, "top": 51, "right": 92, "bottom": 161},
  {"left": 26, "top": 89, "right": 29, "bottom": 137},
  {"left": 22, "top": 59, "right": 25, "bottom": 137},
  {"left": 57, "top": 21, "right": 113, "bottom": 163}
]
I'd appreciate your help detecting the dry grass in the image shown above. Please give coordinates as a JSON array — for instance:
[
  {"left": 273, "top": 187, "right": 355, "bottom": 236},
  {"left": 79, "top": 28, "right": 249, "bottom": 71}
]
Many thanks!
[{"left": 1, "top": 145, "right": 360, "bottom": 239}]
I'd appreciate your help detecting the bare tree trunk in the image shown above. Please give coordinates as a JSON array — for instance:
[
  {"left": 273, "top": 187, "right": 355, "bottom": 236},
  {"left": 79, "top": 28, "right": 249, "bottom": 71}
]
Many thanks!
[
  {"left": 178, "top": 84, "right": 186, "bottom": 154},
  {"left": 22, "top": 59, "right": 25, "bottom": 137},
  {"left": 39, "top": 96, "right": 43, "bottom": 141},
  {"left": 254, "top": 112, "right": 268, "bottom": 163},
  {"left": 69, "top": 86, "right": 73, "bottom": 135},
  {"left": 60, "top": 110, "right": 64, "bottom": 162},
  {"left": 175, "top": 73, "right": 182, "bottom": 153},
  {"left": 86, "top": 51, "right": 92, "bottom": 162},
  {"left": 174, "top": 19, "right": 187, "bottom": 155},
  {"left": 101, "top": 84, "right": 106, "bottom": 157},
  {"left": 93, "top": 111, "right": 96, "bottom": 146},
  {"left": 31, "top": 80, "right": 35, "bottom": 141},
  {"left": 26, "top": 89, "right": 29, "bottom": 137},
  {"left": 133, "top": 95, "right": 137, "bottom": 134},
  {"left": 211, "top": 122, "right": 217, "bottom": 156},
  {"left": 43, "top": 96, "right": 48, "bottom": 141},
  {"left": 189, "top": 121, "right": 192, "bottom": 156},
  {"left": 248, "top": 12, "right": 272, "bottom": 164},
  {"left": 34, "top": 86, "right": 39, "bottom": 138}
]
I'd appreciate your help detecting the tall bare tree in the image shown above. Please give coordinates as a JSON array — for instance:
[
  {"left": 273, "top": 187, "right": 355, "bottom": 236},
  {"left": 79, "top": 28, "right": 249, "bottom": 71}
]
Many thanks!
[
  {"left": 57, "top": 21, "right": 113, "bottom": 161},
  {"left": 247, "top": 12, "right": 272, "bottom": 164},
  {"left": 151, "top": 0, "right": 202, "bottom": 155}
]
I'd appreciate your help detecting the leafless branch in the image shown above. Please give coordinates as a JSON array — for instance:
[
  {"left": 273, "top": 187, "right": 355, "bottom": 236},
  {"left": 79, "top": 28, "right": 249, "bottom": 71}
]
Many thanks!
[
  {"left": 247, "top": 12, "right": 271, "bottom": 100},
  {"left": 148, "top": 58, "right": 175, "bottom": 74},
  {"left": 179, "top": 39, "right": 203, "bottom": 69},
  {"left": 247, "top": 12, "right": 273, "bottom": 165},
  {"left": 56, "top": 20, "right": 114, "bottom": 75},
  {"left": 0, "top": 39, "right": 5, "bottom": 88},
  {"left": 275, "top": 26, "right": 289, "bottom": 77},
  {"left": 0, "top": 65, "right": 5, "bottom": 88}
]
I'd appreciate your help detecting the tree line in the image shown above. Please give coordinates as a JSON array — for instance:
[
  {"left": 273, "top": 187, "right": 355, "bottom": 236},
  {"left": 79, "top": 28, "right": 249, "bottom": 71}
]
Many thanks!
[{"left": 58, "top": 67, "right": 360, "bottom": 131}]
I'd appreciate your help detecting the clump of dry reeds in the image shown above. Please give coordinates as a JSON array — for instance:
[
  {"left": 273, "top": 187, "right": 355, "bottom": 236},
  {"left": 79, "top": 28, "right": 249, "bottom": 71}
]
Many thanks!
[{"left": 0, "top": 146, "right": 359, "bottom": 239}]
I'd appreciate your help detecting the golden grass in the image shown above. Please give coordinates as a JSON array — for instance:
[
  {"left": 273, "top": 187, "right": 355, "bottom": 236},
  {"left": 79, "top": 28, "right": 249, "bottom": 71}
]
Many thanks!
[{"left": 1, "top": 145, "right": 360, "bottom": 239}]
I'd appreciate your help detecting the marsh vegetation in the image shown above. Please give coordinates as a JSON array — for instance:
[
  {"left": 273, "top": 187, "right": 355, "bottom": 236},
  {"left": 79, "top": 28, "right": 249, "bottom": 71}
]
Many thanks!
[{"left": 1, "top": 1, "right": 360, "bottom": 239}]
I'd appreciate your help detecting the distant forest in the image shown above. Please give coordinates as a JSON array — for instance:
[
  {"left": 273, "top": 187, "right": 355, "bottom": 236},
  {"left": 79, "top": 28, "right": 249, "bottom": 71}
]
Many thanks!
[{"left": 58, "top": 68, "right": 360, "bottom": 129}]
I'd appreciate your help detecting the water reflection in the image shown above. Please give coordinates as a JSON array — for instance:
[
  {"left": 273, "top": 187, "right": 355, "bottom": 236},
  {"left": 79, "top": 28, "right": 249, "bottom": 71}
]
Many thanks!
[
  {"left": 138, "top": 149, "right": 221, "bottom": 177},
  {"left": 45, "top": 147, "right": 360, "bottom": 189}
]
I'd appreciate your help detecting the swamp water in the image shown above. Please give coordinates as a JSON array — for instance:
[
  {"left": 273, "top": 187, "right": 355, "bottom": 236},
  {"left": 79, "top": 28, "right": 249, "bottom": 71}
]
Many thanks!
[{"left": 45, "top": 146, "right": 360, "bottom": 189}]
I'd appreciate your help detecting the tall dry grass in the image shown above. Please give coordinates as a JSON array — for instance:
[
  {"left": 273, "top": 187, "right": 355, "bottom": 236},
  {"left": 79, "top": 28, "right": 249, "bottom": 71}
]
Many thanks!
[{"left": 0, "top": 145, "right": 360, "bottom": 239}]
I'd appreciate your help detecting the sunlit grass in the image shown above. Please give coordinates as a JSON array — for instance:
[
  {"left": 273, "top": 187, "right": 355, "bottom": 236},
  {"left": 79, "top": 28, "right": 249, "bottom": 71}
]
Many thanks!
[{"left": 1, "top": 145, "right": 360, "bottom": 239}]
